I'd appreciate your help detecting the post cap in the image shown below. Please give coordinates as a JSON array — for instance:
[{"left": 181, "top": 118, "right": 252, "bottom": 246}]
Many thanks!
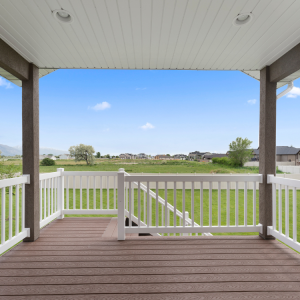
[{"left": 118, "top": 168, "right": 125, "bottom": 172}]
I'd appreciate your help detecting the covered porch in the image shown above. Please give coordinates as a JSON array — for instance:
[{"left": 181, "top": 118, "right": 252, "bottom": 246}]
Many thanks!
[{"left": 1, "top": 0, "right": 300, "bottom": 298}]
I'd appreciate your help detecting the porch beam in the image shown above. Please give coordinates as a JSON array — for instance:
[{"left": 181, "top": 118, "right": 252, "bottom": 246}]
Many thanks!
[
  {"left": 270, "top": 43, "right": 300, "bottom": 83},
  {"left": 259, "top": 66, "right": 277, "bottom": 240},
  {"left": 22, "top": 63, "right": 40, "bottom": 241},
  {"left": 0, "top": 39, "right": 29, "bottom": 80}
]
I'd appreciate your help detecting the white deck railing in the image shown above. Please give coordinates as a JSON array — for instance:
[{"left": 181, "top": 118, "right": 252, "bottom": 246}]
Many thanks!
[
  {"left": 9, "top": 170, "right": 298, "bottom": 251},
  {"left": 267, "top": 175, "right": 300, "bottom": 252},
  {"left": 62, "top": 171, "right": 118, "bottom": 215},
  {"left": 39, "top": 169, "right": 63, "bottom": 228},
  {"left": 0, "top": 175, "right": 30, "bottom": 254},
  {"left": 118, "top": 172, "right": 263, "bottom": 240},
  {"left": 124, "top": 172, "right": 197, "bottom": 237}
]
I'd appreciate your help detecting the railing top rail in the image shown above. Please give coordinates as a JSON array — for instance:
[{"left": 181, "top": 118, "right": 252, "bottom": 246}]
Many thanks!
[
  {"left": 125, "top": 174, "right": 263, "bottom": 183},
  {"left": 267, "top": 174, "right": 300, "bottom": 188},
  {"left": 39, "top": 172, "right": 61, "bottom": 180},
  {"left": 63, "top": 171, "right": 118, "bottom": 176},
  {"left": 0, "top": 175, "right": 30, "bottom": 188}
]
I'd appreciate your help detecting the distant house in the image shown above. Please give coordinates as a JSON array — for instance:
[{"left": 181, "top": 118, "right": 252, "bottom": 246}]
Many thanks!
[
  {"left": 39, "top": 155, "right": 56, "bottom": 161},
  {"left": 119, "top": 153, "right": 136, "bottom": 159},
  {"left": 203, "top": 153, "right": 227, "bottom": 160},
  {"left": 173, "top": 154, "right": 187, "bottom": 160},
  {"left": 254, "top": 146, "right": 300, "bottom": 165},
  {"left": 188, "top": 151, "right": 211, "bottom": 160},
  {"left": 136, "top": 153, "right": 148, "bottom": 159},
  {"left": 252, "top": 149, "right": 259, "bottom": 160},
  {"left": 155, "top": 155, "right": 171, "bottom": 160}
]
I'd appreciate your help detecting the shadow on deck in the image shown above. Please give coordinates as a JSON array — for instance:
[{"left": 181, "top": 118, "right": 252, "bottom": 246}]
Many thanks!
[{"left": 1, "top": 217, "right": 300, "bottom": 299}]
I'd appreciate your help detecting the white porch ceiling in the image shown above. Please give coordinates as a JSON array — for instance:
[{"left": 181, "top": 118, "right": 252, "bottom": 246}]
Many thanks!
[{"left": 1, "top": 0, "right": 300, "bottom": 87}]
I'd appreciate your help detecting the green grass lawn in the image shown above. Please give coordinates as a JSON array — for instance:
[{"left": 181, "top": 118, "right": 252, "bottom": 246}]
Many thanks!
[{"left": 37, "top": 159, "right": 266, "bottom": 174}]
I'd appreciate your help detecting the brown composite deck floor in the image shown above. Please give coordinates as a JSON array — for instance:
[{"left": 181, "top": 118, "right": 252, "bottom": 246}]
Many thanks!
[{"left": 1, "top": 218, "right": 300, "bottom": 299}]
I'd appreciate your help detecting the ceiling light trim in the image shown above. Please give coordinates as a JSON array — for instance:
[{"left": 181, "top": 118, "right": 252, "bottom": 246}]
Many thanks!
[
  {"left": 232, "top": 12, "right": 254, "bottom": 26},
  {"left": 52, "top": 9, "right": 74, "bottom": 24}
]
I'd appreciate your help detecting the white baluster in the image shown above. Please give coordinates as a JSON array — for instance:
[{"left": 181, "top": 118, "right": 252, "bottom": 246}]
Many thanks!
[
  {"left": 244, "top": 181, "right": 247, "bottom": 226},
  {"left": 15, "top": 184, "right": 19, "bottom": 235},
  {"left": 1, "top": 188, "right": 5, "bottom": 245}
]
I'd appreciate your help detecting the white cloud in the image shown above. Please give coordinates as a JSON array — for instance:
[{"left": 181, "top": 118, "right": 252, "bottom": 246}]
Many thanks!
[
  {"left": 141, "top": 122, "right": 155, "bottom": 130},
  {"left": 287, "top": 86, "right": 300, "bottom": 98},
  {"left": 0, "top": 77, "right": 13, "bottom": 89},
  {"left": 102, "top": 128, "right": 110, "bottom": 132},
  {"left": 89, "top": 102, "right": 111, "bottom": 111},
  {"left": 247, "top": 99, "right": 256, "bottom": 105},
  {"left": 136, "top": 87, "right": 146, "bottom": 90}
]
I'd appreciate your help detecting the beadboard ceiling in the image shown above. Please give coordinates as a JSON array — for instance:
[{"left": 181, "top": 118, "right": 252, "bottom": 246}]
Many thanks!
[{"left": 1, "top": 0, "right": 300, "bottom": 87}]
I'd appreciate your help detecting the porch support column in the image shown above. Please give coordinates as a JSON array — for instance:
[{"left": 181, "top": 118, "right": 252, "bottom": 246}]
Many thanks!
[
  {"left": 259, "top": 66, "right": 277, "bottom": 240},
  {"left": 22, "top": 63, "right": 40, "bottom": 242}
]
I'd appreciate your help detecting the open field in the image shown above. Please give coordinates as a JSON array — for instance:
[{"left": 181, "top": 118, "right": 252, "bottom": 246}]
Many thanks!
[
  {"left": 43, "top": 159, "right": 263, "bottom": 173},
  {"left": 2, "top": 159, "right": 273, "bottom": 174}
]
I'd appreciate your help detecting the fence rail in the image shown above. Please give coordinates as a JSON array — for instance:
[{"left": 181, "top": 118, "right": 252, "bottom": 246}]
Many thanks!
[
  {"left": 0, "top": 175, "right": 30, "bottom": 255},
  {"left": 267, "top": 175, "right": 300, "bottom": 252},
  {"left": 119, "top": 172, "right": 263, "bottom": 240}
]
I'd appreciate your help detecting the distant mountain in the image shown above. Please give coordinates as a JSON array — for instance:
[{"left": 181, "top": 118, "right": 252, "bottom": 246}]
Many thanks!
[
  {"left": 39, "top": 147, "right": 68, "bottom": 156},
  {"left": 0, "top": 144, "right": 22, "bottom": 156},
  {"left": 0, "top": 144, "right": 68, "bottom": 156}
]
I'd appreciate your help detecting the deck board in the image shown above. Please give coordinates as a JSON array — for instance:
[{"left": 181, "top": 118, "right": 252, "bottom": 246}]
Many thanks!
[{"left": 1, "top": 217, "right": 300, "bottom": 298}]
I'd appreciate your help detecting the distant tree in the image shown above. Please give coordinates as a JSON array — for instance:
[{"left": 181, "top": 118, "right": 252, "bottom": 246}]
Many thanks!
[
  {"left": 105, "top": 154, "right": 110, "bottom": 159},
  {"left": 48, "top": 154, "right": 53, "bottom": 156},
  {"left": 228, "top": 137, "right": 253, "bottom": 167},
  {"left": 40, "top": 158, "right": 55, "bottom": 166},
  {"left": 69, "top": 144, "right": 95, "bottom": 165},
  {"left": 166, "top": 154, "right": 171, "bottom": 156},
  {"left": 96, "top": 152, "right": 101, "bottom": 158}
]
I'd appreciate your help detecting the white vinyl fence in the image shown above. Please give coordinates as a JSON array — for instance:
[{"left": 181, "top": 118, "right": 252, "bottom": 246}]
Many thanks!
[
  {"left": 2, "top": 169, "right": 300, "bottom": 254},
  {"left": 118, "top": 171, "right": 263, "bottom": 240},
  {"left": 0, "top": 175, "right": 30, "bottom": 254},
  {"left": 39, "top": 169, "right": 63, "bottom": 228},
  {"left": 278, "top": 166, "right": 300, "bottom": 174},
  {"left": 62, "top": 171, "right": 118, "bottom": 215},
  {"left": 267, "top": 175, "right": 300, "bottom": 252}
]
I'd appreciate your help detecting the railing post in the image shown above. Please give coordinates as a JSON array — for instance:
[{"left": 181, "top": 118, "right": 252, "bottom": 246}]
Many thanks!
[
  {"left": 22, "top": 64, "right": 40, "bottom": 242},
  {"left": 118, "top": 168, "right": 125, "bottom": 240},
  {"left": 57, "top": 168, "right": 64, "bottom": 219},
  {"left": 259, "top": 66, "right": 277, "bottom": 239}
]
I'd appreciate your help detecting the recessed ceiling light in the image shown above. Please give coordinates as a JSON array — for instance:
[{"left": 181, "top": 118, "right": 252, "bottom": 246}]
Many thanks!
[
  {"left": 52, "top": 9, "right": 73, "bottom": 24},
  {"left": 232, "top": 12, "right": 254, "bottom": 26}
]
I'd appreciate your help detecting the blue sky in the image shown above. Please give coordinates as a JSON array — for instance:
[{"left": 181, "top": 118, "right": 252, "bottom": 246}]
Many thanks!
[{"left": 0, "top": 70, "right": 299, "bottom": 155}]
